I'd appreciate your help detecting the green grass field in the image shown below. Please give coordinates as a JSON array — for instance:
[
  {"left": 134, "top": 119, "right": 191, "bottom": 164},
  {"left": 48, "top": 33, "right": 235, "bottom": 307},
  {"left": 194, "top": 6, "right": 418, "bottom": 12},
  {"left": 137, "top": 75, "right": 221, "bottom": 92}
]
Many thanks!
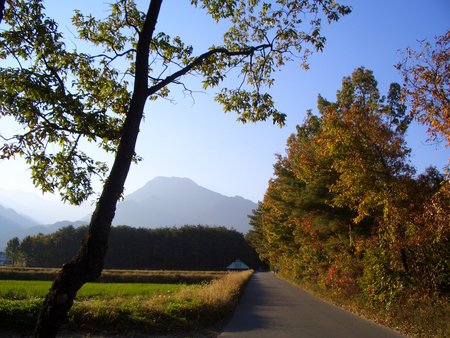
[{"left": 0, "top": 280, "right": 183, "bottom": 299}]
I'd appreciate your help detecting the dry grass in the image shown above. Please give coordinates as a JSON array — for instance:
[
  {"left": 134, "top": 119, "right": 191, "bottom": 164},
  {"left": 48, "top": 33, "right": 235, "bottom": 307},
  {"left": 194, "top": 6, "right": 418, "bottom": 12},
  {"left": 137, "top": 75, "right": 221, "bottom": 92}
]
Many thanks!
[
  {"left": 68, "top": 270, "right": 253, "bottom": 333},
  {"left": 170, "top": 270, "right": 253, "bottom": 316},
  {"left": 0, "top": 266, "right": 226, "bottom": 284}
]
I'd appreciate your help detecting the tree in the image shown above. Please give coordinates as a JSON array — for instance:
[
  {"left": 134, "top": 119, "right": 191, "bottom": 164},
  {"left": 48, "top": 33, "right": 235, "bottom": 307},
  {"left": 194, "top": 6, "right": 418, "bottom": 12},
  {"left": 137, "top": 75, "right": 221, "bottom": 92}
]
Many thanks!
[
  {"left": 251, "top": 67, "right": 448, "bottom": 309},
  {"left": 407, "top": 168, "right": 449, "bottom": 294},
  {"left": 251, "top": 111, "right": 357, "bottom": 282},
  {"left": 397, "top": 30, "right": 450, "bottom": 148},
  {"left": 0, "top": 0, "right": 5, "bottom": 24},
  {"left": 0, "top": 1, "right": 351, "bottom": 336},
  {"left": 5, "top": 236, "right": 21, "bottom": 265},
  {"left": 317, "top": 68, "right": 414, "bottom": 223},
  {"left": 246, "top": 204, "right": 265, "bottom": 257},
  {"left": 315, "top": 68, "right": 417, "bottom": 288},
  {"left": 395, "top": 30, "right": 450, "bottom": 295}
]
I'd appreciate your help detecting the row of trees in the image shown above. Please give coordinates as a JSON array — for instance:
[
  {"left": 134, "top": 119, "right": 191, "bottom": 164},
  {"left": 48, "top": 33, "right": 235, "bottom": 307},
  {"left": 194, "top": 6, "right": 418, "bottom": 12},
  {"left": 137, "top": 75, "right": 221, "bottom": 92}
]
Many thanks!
[
  {"left": 6, "top": 225, "right": 262, "bottom": 270},
  {"left": 247, "top": 63, "right": 449, "bottom": 308}
]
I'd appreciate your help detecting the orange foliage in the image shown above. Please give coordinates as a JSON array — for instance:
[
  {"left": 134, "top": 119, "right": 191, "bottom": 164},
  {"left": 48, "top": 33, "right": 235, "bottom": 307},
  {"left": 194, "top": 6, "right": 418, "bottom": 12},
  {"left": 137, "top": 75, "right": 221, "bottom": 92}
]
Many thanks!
[{"left": 398, "top": 30, "right": 450, "bottom": 149}]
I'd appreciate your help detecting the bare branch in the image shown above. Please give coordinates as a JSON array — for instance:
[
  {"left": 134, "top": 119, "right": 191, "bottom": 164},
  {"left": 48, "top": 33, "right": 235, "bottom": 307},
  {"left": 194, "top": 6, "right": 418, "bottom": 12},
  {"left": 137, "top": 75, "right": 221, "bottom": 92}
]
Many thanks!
[
  {"left": 89, "top": 48, "right": 137, "bottom": 65},
  {"left": 147, "top": 44, "right": 271, "bottom": 96}
]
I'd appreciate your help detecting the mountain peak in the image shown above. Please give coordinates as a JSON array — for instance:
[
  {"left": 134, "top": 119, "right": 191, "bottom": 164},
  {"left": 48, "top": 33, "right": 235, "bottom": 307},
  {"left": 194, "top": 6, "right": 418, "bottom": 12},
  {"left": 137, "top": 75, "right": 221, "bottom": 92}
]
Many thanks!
[
  {"left": 146, "top": 176, "right": 198, "bottom": 188},
  {"left": 128, "top": 176, "right": 205, "bottom": 202},
  {"left": 114, "top": 177, "right": 256, "bottom": 233},
  {"left": 151, "top": 176, "right": 194, "bottom": 183}
]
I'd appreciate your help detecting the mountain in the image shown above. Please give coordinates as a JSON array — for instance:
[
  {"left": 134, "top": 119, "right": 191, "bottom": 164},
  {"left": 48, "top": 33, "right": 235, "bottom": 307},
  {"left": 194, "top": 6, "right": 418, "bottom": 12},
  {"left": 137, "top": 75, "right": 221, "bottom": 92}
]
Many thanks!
[
  {"left": 0, "top": 189, "right": 91, "bottom": 250},
  {"left": 0, "top": 205, "right": 39, "bottom": 250},
  {"left": 0, "top": 206, "right": 86, "bottom": 250},
  {"left": 0, "top": 189, "right": 93, "bottom": 225},
  {"left": 0, "top": 204, "right": 38, "bottom": 228},
  {"left": 113, "top": 177, "right": 257, "bottom": 233},
  {"left": 19, "top": 220, "right": 87, "bottom": 240}
]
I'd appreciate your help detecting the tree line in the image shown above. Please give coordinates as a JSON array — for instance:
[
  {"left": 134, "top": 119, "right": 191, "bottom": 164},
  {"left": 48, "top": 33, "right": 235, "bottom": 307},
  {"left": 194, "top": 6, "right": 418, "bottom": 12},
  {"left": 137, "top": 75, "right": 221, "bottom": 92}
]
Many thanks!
[
  {"left": 6, "top": 225, "right": 262, "bottom": 271},
  {"left": 247, "top": 65, "right": 449, "bottom": 309}
]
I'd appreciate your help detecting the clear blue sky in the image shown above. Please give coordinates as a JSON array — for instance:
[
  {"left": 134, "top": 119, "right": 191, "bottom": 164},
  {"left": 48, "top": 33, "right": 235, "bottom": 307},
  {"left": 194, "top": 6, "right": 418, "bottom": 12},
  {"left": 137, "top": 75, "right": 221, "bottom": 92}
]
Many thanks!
[{"left": 1, "top": 0, "right": 449, "bottom": 213}]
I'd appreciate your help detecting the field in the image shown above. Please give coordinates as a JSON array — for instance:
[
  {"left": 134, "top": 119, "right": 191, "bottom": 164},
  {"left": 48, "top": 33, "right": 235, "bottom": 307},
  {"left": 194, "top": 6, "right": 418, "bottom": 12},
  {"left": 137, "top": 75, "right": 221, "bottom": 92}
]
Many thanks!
[
  {"left": 0, "top": 280, "right": 182, "bottom": 299},
  {"left": 0, "top": 266, "right": 226, "bottom": 283},
  {"left": 0, "top": 267, "right": 252, "bottom": 336}
]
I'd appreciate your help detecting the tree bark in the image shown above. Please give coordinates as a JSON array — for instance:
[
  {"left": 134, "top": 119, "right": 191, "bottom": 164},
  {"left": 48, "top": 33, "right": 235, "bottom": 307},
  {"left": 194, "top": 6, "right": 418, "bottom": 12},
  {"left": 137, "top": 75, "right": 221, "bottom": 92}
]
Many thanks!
[
  {"left": 34, "top": 1, "right": 163, "bottom": 337},
  {"left": 0, "top": 0, "right": 5, "bottom": 24}
]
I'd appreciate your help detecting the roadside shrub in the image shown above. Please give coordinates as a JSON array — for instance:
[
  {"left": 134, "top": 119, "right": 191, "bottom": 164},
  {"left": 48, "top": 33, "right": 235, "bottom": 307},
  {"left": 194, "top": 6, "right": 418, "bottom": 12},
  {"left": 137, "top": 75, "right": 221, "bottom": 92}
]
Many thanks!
[
  {"left": 358, "top": 245, "right": 406, "bottom": 308},
  {"left": 0, "top": 298, "right": 42, "bottom": 329},
  {"left": 322, "top": 250, "right": 361, "bottom": 296}
]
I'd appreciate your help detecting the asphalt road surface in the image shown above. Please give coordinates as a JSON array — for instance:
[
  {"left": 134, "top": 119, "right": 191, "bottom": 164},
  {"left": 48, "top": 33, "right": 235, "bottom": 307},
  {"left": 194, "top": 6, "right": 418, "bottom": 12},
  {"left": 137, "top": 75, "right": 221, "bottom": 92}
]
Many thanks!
[{"left": 219, "top": 272, "right": 405, "bottom": 338}]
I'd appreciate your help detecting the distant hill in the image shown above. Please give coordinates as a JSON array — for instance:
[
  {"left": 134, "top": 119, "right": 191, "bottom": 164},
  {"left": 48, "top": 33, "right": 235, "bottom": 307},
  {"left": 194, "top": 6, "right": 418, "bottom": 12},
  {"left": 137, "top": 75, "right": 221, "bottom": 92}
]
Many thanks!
[
  {"left": 0, "top": 212, "right": 86, "bottom": 250},
  {"left": 0, "top": 189, "right": 92, "bottom": 225},
  {"left": 0, "top": 205, "right": 37, "bottom": 250},
  {"left": 0, "top": 204, "right": 38, "bottom": 228},
  {"left": 0, "top": 190, "right": 90, "bottom": 250},
  {"left": 113, "top": 177, "right": 257, "bottom": 233}
]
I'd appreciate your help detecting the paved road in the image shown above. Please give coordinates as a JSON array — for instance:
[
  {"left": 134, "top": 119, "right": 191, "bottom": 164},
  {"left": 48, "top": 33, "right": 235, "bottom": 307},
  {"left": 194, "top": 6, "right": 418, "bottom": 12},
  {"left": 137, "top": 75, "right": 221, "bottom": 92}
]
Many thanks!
[{"left": 219, "top": 272, "right": 405, "bottom": 338}]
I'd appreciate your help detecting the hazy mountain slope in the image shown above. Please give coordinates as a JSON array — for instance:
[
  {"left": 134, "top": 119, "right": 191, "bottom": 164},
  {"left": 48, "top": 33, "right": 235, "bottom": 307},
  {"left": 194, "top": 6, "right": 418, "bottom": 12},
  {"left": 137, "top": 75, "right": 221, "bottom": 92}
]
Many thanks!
[
  {"left": 0, "top": 189, "right": 92, "bottom": 225},
  {"left": 197, "top": 195, "right": 257, "bottom": 230},
  {"left": 0, "top": 219, "right": 87, "bottom": 251},
  {"left": 113, "top": 177, "right": 257, "bottom": 233},
  {"left": 0, "top": 203, "right": 86, "bottom": 250},
  {"left": 0, "top": 204, "right": 38, "bottom": 228},
  {"left": 0, "top": 204, "right": 41, "bottom": 248}
]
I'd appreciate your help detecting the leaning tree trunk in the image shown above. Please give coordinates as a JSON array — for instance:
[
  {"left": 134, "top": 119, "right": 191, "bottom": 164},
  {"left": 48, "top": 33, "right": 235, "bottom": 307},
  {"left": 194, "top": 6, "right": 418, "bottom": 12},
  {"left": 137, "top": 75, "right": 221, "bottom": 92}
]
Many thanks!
[
  {"left": 34, "top": 1, "right": 162, "bottom": 337},
  {"left": 0, "top": 0, "right": 5, "bottom": 24}
]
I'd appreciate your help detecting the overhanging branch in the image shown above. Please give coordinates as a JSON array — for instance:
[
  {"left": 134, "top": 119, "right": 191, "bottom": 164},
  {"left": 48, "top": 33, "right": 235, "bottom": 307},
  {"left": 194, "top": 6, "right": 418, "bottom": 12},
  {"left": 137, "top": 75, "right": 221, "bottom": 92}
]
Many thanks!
[{"left": 147, "top": 43, "right": 272, "bottom": 96}]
